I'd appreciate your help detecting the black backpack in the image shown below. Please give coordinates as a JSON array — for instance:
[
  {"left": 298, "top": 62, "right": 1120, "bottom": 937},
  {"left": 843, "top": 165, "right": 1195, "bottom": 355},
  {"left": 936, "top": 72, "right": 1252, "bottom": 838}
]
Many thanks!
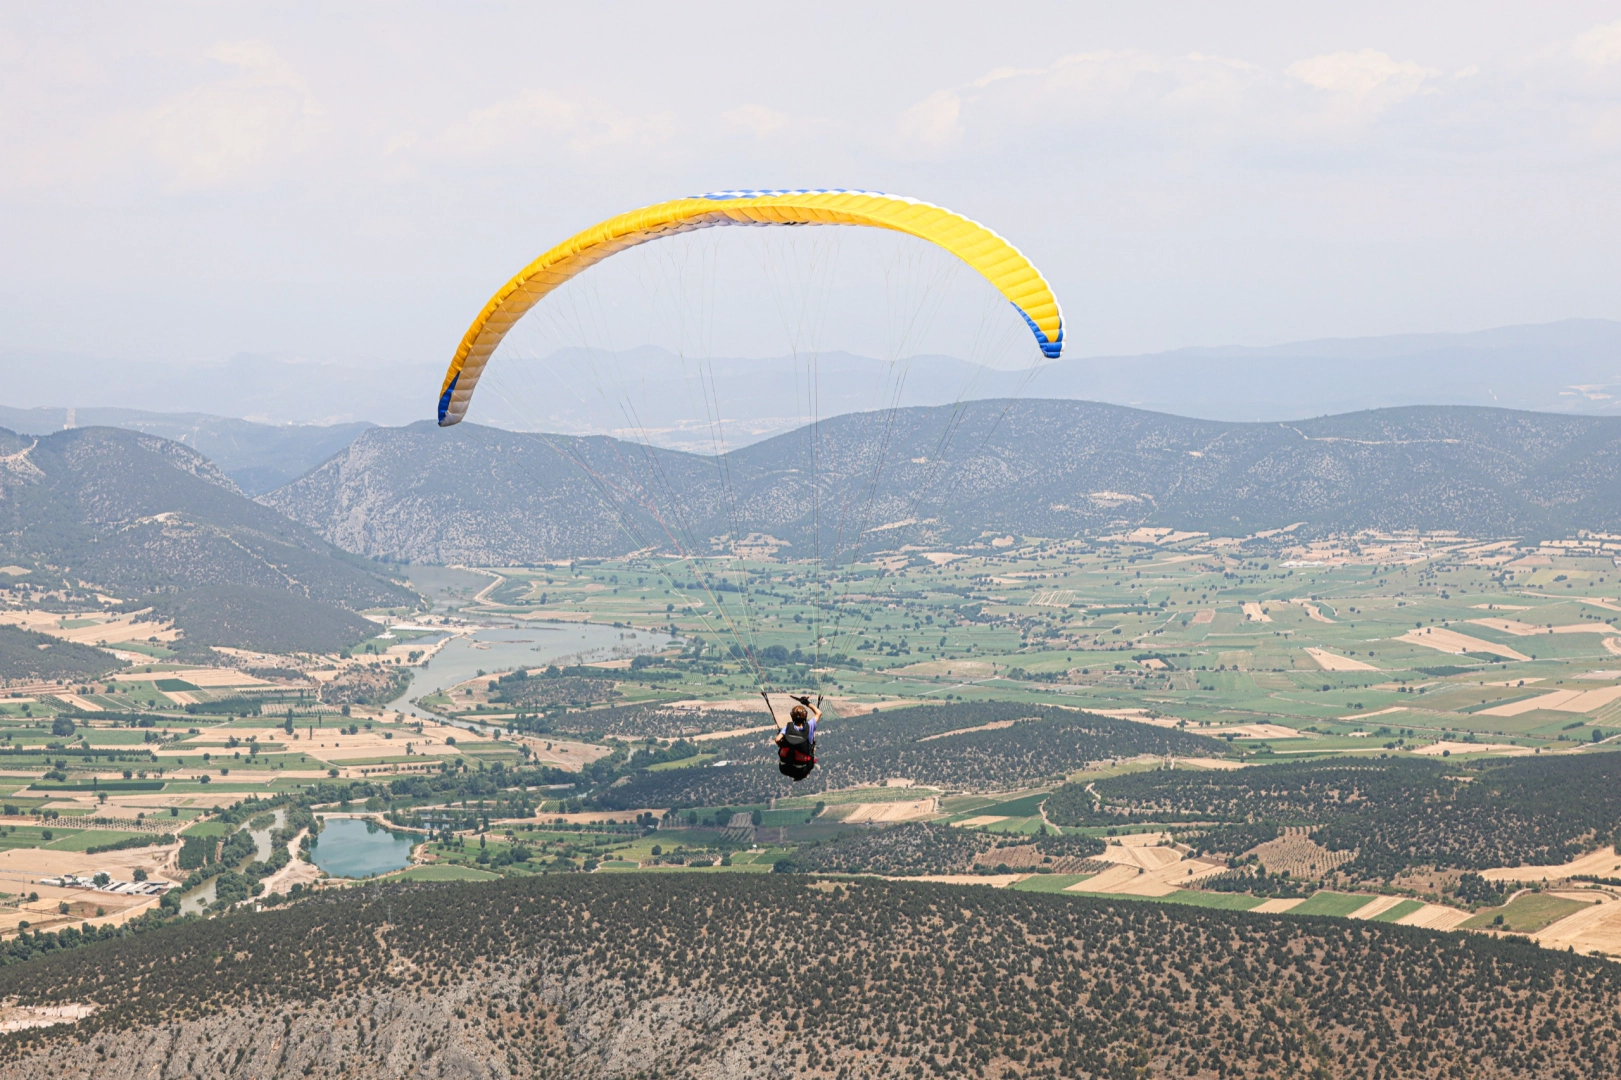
[{"left": 778, "top": 722, "right": 816, "bottom": 776}]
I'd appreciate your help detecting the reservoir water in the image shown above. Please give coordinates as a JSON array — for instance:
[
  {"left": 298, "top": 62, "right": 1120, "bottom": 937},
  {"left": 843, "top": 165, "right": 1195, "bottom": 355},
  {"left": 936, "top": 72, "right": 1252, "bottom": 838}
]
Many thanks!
[
  {"left": 388, "top": 622, "right": 671, "bottom": 721},
  {"left": 310, "top": 817, "right": 417, "bottom": 879}
]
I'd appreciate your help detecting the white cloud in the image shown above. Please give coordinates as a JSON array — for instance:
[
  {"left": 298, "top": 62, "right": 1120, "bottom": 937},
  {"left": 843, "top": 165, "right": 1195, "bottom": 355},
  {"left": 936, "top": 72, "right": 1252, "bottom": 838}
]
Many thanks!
[
  {"left": 895, "top": 89, "right": 963, "bottom": 155},
  {"left": 1285, "top": 49, "right": 1438, "bottom": 117},
  {"left": 893, "top": 45, "right": 1452, "bottom": 160},
  {"left": 894, "top": 48, "right": 1267, "bottom": 157},
  {"left": 723, "top": 104, "right": 790, "bottom": 139},
  {"left": 410, "top": 90, "right": 674, "bottom": 165},
  {"left": 131, "top": 40, "right": 320, "bottom": 189},
  {"left": 719, "top": 103, "right": 835, "bottom": 142},
  {"left": 1575, "top": 20, "right": 1621, "bottom": 66},
  {"left": 969, "top": 65, "right": 1045, "bottom": 90},
  {"left": 6, "top": 7, "right": 1621, "bottom": 368}
]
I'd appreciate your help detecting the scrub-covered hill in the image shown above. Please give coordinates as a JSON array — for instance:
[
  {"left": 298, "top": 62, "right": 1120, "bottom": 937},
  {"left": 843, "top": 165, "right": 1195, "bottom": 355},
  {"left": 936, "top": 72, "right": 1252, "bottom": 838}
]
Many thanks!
[
  {"left": 0, "top": 426, "right": 415, "bottom": 653},
  {"left": 264, "top": 402, "right": 1621, "bottom": 563},
  {"left": 1049, "top": 752, "right": 1621, "bottom": 879},
  {"left": 1, "top": 874, "right": 1618, "bottom": 1079},
  {"left": 0, "top": 406, "right": 371, "bottom": 495},
  {"left": 589, "top": 702, "right": 1226, "bottom": 808}
]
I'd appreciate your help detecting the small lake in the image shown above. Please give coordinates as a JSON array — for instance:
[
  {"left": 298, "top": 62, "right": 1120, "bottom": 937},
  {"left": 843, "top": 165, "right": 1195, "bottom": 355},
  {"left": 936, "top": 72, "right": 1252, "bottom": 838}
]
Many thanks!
[
  {"left": 310, "top": 817, "right": 417, "bottom": 879},
  {"left": 388, "top": 622, "right": 671, "bottom": 721}
]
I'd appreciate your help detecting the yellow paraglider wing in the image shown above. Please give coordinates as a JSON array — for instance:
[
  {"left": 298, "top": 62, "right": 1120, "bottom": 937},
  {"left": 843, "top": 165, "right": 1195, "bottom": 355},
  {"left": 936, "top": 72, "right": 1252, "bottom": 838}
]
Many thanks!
[{"left": 437, "top": 189, "right": 1064, "bottom": 425}]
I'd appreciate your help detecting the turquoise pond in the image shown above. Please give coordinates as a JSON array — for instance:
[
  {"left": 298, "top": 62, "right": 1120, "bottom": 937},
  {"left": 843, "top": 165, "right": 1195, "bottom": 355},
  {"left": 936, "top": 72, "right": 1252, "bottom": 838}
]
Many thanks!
[{"left": 311, "top": 818, "right": 417, "bottom": 879}]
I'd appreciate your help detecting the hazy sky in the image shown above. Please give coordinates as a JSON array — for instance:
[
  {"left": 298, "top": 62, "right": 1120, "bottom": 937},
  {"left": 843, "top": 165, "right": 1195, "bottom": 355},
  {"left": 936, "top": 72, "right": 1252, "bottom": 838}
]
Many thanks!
[{"left": 5, "top": 2, "right": 1621, "bottom": 371}]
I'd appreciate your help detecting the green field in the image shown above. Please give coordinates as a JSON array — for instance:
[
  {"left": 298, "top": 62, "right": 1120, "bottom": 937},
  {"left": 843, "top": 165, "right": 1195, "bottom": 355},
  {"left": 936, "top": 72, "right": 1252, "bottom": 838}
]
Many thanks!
[
  {"left": 392, "top": 865, "right": 500, "bottom": 882},
  {"left": 0, "top": 827, "right": 76, "bottom": 850},
  {"left": 43, "top": 829, "right": 148, "bottom": 851},
  {"left": 1289, "top": 892, "right": 1379, "bottom": 917},
  {"left": 975, "top": 792, "right": 1051, "bottom": 817},
  {"left": 1008, "top": 873, "right": 1093, "bottom": 893},
  {"left": 416, "top": 538, "right": 1621, "bottom": 766},
  {"left": 1462, "top": 893, "right": 1593, "bottom": 933},
  {"left": 1369, "top": 899, "right": 1426, "bottom": 923},
  {"left": 1155, "top": 890, "right": 1267, "bottom": 911},
  {"left": 647, "top": 754, "right": 716, "bottom": 771}
]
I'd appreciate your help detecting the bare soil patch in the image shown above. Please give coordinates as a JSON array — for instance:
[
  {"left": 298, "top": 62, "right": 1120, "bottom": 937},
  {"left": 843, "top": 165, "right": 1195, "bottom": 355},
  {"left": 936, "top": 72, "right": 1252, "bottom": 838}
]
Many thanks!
[
  {"left": 830, "top": 800, "right": 937, "bottom": 825},
  {"left": 1468, "top": 618, "right": 1612, "bottom": 636},
  {"left": 1412, "top": 740, "right": 1531, "bottom": 756},
  {"left": 918, "top": 719, "right": 1019, "bottom": 741},
  {"left": 950, "top": 816, "right": 1009, "bottom": 829},
  {"left": 1305, "top": 647, "right": 1377, "bottom": 671},
  {"left": 898, "top": 873, "right": 1021, "bottom": 887},
  {"left": 1472, "top": 688, "right": 1621, "bottom": 716},
  {"left": 1530, "top": 897, "right": 1621, "bottom": 957},
  {"left": 1076, "top": 855, "right": 1226, "bottom": 897},
  {"left": 1396, "top": 904, "right": 1473, "bottom": 930},
  {"left": 1348, "top": 895, "right": 1408, "bottom": 920},
  {"left": 1397, "top": 627, "right": 1529, "bottom": 661},
  {"left": 686, "top": 724, "right": 775, "bottom": 743},
  {"left": 1219, "top": 723, "right": 1304, "bottom": 739},
  {"left": 1480, "top": 844, "right": 1621, "bottom": 883},
  {"left": 1251, "top": 898, "right": 1305, "bottom": 913},
  {"left": 0, "top": 609, "right": 179, "bottom": 646},
  {"left": 0, "top": 1003, "right": 96, "bottom": 1033},
  {"left": 884, "top": 659, "right": 996, "bottom": 678}
]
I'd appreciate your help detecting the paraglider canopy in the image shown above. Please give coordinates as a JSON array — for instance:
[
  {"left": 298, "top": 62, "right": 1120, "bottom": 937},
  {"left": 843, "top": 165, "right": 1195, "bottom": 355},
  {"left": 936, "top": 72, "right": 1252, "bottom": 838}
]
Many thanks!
[{"left": 436, "top": 189, "right": 1064, "bottom": 426}]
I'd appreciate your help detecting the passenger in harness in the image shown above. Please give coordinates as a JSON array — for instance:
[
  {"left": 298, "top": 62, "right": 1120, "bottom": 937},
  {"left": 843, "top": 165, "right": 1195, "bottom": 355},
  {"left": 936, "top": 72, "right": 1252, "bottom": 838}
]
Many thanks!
[{"left": 765, "top": 693, "right": 820, "bottom": 782}]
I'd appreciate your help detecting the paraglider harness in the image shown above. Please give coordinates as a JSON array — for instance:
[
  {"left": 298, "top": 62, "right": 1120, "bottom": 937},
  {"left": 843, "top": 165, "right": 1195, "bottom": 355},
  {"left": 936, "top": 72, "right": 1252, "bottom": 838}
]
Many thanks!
[{"left": 768, "top": 693, "right": 819, "bottom": 782}]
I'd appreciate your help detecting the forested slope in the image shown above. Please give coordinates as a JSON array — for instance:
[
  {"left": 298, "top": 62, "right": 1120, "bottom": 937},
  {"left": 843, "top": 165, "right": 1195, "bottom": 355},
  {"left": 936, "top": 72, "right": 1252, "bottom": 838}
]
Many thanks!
[
  {"left": 0, "top": 624, "right": 121, "bottom": 682},
  {"left": 1, "top": 875, "right": 1618, "bottom": 1080}
]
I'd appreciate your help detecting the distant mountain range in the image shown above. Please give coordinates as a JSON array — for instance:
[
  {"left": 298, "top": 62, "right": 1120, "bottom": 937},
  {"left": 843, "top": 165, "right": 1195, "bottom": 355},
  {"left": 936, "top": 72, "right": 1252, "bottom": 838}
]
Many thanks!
[
  {"left": 0, "top": 406, "right": 372, "bottom": 495},
  {"left": 261, "top": 401, "right": 1621, "bottom": 564},
  {"left": 0, "top": 426, "right": 415, "bottom": 652},
  {"left": 5, "top": 319, "right": 1621, "bottom": 448}
]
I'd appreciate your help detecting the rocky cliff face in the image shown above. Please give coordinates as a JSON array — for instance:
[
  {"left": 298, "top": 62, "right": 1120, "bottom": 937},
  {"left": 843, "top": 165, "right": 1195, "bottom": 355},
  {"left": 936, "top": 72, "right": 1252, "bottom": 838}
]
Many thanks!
[{"left": 3, "top": 967, "right": 759, "bottom": 1080}]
